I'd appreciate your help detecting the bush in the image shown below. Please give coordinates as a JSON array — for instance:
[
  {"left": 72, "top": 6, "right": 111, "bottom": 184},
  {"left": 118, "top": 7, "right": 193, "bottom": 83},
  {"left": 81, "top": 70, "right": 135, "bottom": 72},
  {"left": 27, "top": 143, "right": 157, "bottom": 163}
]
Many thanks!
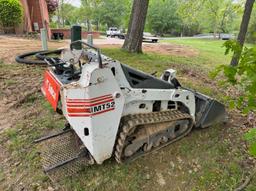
[
  {"left": 0, "top": 0, "right": 23, "bottom": 28},
  {"left": 212, "top": 40, "right": 256, "bottom": 157},
  {"left": 211, "top": 40, "right": 256, "bottom": 113}
]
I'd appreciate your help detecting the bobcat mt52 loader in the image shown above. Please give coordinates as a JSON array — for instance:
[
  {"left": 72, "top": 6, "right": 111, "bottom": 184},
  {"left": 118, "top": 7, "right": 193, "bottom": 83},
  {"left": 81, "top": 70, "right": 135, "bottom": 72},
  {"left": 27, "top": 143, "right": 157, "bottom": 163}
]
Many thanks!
[{"left": 37, "top": 41, "right": 226, "bottom": 180}]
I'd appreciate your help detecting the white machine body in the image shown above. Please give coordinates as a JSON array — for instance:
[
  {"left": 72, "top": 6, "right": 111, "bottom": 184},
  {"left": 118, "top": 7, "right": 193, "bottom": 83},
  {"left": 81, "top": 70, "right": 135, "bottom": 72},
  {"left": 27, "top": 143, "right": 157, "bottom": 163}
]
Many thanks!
[
  {"left": 42, "top": 44, "right": 225, "bottom": 165},
  {"left": 49, "top": 55, "right": 195, "bottom": 164}
]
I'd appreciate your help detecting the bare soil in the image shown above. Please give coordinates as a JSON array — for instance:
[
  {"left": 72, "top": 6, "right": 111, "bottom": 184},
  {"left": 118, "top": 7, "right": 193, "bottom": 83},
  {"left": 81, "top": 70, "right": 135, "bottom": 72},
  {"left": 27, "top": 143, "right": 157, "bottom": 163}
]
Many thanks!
[
  {"left": 98, "top": 43, "right": 198, "bottom": 57},
  {"left": 0, "top": 36, "right": 67, "bottom": 63},
  {"left": 143, "top": 43, "right": 198, "bottom": 57},
  {"left": 0, "top": 36, "right": 66, "bottom": 133}
]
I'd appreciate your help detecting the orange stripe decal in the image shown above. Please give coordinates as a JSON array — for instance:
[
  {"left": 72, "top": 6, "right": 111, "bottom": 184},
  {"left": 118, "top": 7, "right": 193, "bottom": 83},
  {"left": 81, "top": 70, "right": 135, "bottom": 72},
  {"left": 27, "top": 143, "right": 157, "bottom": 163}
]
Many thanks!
[
  {"left": 67, "top": 94, "right": 112, "bottom": 102},
  {"left": 68, "top": 108, "right": 115, "bottom": 117},
  {"left": 67, "top": 108, "right": 91, "bottom": 113},
  {"left": 66, "top": 95, "right": 115, "bottom": 117},
  {"left": 67, "top": 99, "right": 114, "bottom": 107}
]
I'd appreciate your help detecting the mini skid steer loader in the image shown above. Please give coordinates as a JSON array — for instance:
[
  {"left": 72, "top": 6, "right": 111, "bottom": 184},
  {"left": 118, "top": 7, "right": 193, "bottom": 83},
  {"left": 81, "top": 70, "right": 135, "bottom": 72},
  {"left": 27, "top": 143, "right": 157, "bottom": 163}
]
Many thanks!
[{"left": 36, "top": 41, "right": 226, "bottom": 179}]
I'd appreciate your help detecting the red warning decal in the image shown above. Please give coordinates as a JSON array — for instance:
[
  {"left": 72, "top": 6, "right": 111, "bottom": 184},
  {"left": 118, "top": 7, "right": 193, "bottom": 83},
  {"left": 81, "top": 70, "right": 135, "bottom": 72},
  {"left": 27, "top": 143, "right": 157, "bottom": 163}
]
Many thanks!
[{"left": 41, "top": 71, "right": 61, "bottom": 111}]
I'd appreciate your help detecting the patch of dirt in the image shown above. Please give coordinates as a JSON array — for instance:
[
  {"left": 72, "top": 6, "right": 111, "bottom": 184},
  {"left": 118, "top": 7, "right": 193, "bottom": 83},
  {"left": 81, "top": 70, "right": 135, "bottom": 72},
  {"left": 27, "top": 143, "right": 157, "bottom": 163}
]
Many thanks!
[
  {"left": 143, "top": 43, "right": 198, "bottom": 57},
  {"left": 0, "top": 35, "right": 67, "bottom": 63},
  {"left": 0, "top": 65, "right": 42, "bottom": 133},
  {"left": 98, "top": 43, "right": 199, "bottom": 57},
  {"left": 0, "top": 36, "right": 67, "bottom": 133}
]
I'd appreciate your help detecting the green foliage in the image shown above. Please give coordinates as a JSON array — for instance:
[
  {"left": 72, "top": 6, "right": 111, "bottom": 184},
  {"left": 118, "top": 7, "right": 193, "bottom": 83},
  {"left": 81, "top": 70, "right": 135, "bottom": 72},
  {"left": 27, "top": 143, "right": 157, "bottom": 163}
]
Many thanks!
[
  {"left": 0, "top": 0, "right": 23, "bottom": 27},
  {"left": 247, "top": 6, "right": 256, "bottom": 43},
  {"left": 93, "top": 0, "right": 129, "bottom": 28},
  {"left": 211, "top": 40, "right": 256, "bottom": 112},
  {"left": 147, "top": 0, "right": 181, "bottom": 35},
  {"left": 223, "top": 39, "right": 242, "bottom": 55},
  {"left": 177, "top": 0, "right": 202, "bottom": 34},
  {"left": 50, "top": 0, "right": 244, "bottom": 36},
  {"left": 55, "top": 0, "right": 129, "bottom": 30},
  {"left": 61, "top": 3, "right": 80, "bottom": 26},
  {"left": 177, "top": 0, "right": 242, "bottom": 35}
]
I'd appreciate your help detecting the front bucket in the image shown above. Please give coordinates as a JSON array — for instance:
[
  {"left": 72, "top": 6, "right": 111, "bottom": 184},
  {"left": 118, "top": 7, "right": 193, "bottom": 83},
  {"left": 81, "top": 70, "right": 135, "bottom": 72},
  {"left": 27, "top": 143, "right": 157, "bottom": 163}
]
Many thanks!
[{"left": 194, "top": 91, "right": 227, "bottom": 128}]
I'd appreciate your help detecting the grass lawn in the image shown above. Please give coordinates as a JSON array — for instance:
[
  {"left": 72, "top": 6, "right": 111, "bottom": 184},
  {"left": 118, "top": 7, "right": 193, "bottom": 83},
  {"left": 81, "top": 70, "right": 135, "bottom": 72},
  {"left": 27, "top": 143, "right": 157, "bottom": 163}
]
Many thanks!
[
  {"left": 0, "top": 38, "right": 255, "bottom": 191},
  {"left": 161, "top": 38, "right": 254, "bottom": 67},
  {"left": 102, "top": 39, "right": 233, "bottom": 81},
  {"left": 162, "top": 38, "right": 231, "bottom": 67}
]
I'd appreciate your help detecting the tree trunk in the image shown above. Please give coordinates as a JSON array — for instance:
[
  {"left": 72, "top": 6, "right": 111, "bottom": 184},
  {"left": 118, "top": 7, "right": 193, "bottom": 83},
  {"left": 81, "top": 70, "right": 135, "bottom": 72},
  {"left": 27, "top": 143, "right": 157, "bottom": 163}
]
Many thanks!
[
  {"left": 96, "top": 20, "right": 99, "bottom": 31},
  {"left": 57, "top": 2, "right": 60, "bottom": 28},
  {"left": 87, "top": 19, "right": 91, "bottom": 31},
  {"left": 230, "top": 0, "right": 255, "bottom": 66},
  {"left": 213, "top": 21, "right": 218, "bottom": 39},
  {"left": 60, "top": 0, "right": 65, "bottom": 28},
  {"left": 122, "top": 0, "right": 149, "bottom": 53}
]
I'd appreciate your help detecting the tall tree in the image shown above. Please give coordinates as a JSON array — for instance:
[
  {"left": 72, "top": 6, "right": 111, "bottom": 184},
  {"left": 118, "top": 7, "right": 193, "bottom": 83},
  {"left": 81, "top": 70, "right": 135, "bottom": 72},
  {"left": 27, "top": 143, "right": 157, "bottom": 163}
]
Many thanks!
[
  {"left": 96, "top": 0, "right": 128, "bottom": 29},
  {"left": 61, "top": 3, "right": 78, "bottom": 26},
  {"left": 230, "top": 0, "right": 255, "bottom": 66},
  {"left": 147, "top": 0, "right": 181, "bottom": 36},
  {"left": 80, "top": 0, "right": 93, "bottom": 31},
  {"left": 122, "top": 0, "right": 149, "bottom": 53},
  {"left": 177, "top": 0, "right": 242, "bottom": 37}
]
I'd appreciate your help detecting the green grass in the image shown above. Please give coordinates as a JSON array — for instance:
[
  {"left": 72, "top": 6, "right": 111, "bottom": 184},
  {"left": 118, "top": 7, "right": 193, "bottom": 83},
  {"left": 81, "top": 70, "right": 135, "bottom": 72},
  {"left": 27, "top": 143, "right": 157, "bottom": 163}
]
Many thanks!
[
  {"left": 162, "top": 39, "right": 228, "bottom": 54},
  {"left": 103, "top": 39, "right": 233, "bottom": 73},
  {"left": 244, "top": 128, "right": 256, "bottom": 157},
  {"left": 102, "top": 47, "right": 208, "bottom": 75},
  {"left": 162, "top": 39, "right": 231, "bottom": 67},
  {"left": 161, "top": 38, "right": 253, "bottom": 67}
]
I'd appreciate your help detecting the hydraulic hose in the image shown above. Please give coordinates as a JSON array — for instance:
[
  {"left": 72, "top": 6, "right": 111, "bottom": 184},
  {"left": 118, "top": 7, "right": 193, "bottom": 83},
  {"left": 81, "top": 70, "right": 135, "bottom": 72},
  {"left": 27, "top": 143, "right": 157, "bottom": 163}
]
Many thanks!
[
  {"left": 35, "top": 49, "right": 63, "bottom": 60},
  {"left": 15, "top": 49, "right": 62, "bottom": 65},
  {"left": 15, "top": 50, "right": 47, "bottom": 65}
]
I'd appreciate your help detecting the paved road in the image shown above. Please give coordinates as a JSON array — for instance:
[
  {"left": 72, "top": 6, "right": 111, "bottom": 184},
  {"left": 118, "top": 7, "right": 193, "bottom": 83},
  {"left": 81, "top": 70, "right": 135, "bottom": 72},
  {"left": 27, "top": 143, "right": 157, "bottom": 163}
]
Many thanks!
[
  {"left": 92, "top": 35, "right": 219, "bottom": 44},
  {"left": 93, "top": 37, "right": 124, "bottom": 45},
  {"left": 78, "top": 34, "right": 231, "bottom": 47},
  {"left": 160, "top": 35, "right": 215, "bottom": 40},
  {"left": 95, "top": 34, "right": 234, "bottom": 42},
  {"left": 90, "top": 37, "right": 162, "bottom": 46}
]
